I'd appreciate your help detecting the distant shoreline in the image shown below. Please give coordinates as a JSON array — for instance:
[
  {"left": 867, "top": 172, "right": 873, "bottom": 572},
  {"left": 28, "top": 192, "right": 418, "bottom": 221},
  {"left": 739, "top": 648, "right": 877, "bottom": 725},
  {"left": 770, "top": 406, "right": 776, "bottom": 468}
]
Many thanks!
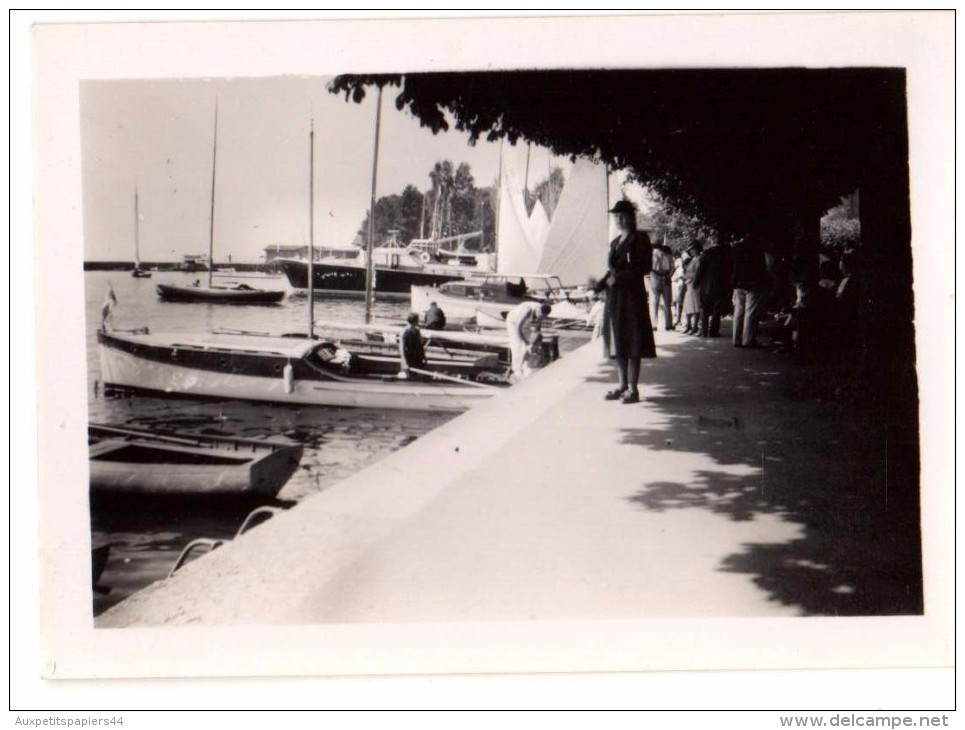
[{"left": 84, "top": 261, "right": 268, "bottom": 272}]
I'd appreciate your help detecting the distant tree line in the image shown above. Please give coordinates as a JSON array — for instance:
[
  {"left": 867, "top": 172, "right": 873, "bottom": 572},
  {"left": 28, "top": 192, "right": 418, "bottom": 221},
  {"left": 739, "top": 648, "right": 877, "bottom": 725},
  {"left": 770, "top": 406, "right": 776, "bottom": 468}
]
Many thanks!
[
  {"left": 357, "top": 161, "right": 569, "bottom": 252},
  {"left": 357, "top": 161, "right": 497, "bottom": 251}
]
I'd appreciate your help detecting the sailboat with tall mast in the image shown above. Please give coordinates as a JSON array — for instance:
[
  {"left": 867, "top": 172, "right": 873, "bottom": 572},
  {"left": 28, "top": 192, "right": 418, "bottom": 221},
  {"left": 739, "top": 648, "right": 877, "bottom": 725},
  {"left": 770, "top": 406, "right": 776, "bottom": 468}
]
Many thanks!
[
  {"left": 276, "top": 91, "right": 492, "bottom": 297},
  {"left": 130, "top": 187, "right": 151, "bottom": 278},
  {"left": 98, "top": 117, "right": 509, "bottom": 411},
  {"left": 156, "top": 101, "right": 285, "bottom": 305}
]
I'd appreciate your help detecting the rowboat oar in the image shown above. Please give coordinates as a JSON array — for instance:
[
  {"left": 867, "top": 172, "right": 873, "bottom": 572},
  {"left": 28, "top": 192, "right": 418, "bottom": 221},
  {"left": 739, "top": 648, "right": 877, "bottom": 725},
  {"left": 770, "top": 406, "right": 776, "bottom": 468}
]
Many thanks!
[{"left": 407, "top": 367, "right": 499, "bottom": 390}]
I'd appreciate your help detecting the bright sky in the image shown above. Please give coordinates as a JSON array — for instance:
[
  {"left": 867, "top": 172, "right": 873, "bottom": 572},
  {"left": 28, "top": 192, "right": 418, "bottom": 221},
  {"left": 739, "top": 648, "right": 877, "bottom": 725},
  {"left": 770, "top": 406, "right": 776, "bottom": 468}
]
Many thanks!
[{"left": 80, "top": 76, "right": 578, "bottom": 263}]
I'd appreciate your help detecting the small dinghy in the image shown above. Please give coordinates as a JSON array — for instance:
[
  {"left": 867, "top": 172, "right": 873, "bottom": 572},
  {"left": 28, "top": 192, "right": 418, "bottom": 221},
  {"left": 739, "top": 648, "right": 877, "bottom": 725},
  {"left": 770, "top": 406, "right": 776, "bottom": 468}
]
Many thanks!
[{"left": 88, "top": 423, "right": 303, "bottom": 497}]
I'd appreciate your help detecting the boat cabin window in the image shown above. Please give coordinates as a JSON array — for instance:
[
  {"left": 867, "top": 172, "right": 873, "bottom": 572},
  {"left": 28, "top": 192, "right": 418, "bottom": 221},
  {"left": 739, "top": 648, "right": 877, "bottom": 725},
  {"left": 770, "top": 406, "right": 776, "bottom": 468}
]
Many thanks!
[{"left": 441, "top": 282, "right": 480, "bottom": 298}]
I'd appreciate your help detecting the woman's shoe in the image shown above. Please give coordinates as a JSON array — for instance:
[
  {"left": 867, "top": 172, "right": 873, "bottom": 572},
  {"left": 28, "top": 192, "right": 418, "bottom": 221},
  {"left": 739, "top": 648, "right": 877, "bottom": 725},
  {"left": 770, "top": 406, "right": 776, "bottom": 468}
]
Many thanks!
[
  {"left": 604, "top": 388, "right": 627, "bottom": 401},
  {"left": 621, "top": 390, "right": 640, "bottom": 404}
]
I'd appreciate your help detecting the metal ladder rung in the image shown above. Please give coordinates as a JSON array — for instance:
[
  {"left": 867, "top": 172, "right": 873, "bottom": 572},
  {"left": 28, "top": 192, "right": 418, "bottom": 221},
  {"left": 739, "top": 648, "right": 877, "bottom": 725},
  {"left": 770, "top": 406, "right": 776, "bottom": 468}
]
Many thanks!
[
  {"left": 166, "top": 506, "right": 284, "bottom": 579},
  {"left": 168, "top": 538, "right": 224, "bottom": 578}
]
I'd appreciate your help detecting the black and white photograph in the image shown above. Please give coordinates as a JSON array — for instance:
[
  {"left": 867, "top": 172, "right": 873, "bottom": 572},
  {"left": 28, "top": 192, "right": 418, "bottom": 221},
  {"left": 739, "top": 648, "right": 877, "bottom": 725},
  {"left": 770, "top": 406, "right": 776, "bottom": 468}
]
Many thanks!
[{"left": 15, "top": 9, "right": 954, "bottom": 714}]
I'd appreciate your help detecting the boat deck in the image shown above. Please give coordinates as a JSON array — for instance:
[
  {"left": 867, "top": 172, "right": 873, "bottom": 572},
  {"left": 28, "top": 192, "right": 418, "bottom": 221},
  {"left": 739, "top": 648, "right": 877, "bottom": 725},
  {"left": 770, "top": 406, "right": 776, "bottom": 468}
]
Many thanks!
[{"left": 116, "top": 329, "right": 319, "bottom": 358}]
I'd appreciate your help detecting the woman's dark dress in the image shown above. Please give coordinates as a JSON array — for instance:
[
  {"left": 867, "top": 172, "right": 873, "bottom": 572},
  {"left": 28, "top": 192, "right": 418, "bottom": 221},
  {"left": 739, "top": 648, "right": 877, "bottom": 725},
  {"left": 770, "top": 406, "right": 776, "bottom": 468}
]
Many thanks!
[{"left": 595, "top": 230, "right": 657, "bottom": 359}]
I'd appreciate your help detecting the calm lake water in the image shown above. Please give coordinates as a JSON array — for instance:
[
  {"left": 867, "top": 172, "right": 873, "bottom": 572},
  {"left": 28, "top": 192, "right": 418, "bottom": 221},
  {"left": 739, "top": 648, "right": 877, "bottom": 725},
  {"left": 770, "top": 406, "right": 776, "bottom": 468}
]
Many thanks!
[{"left": 86, "top": 270, "right": 456, "bottom": 616}]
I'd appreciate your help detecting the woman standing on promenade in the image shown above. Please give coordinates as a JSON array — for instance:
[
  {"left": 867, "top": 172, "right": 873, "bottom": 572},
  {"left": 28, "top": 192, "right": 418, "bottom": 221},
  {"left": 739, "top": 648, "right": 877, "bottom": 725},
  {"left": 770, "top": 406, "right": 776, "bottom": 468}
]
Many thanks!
[
  {"left": 593, "top": 199, "right": 657, "bottom": 404},
  {"left": 681, "top": 240, "right": 703, "bottom": 334}
]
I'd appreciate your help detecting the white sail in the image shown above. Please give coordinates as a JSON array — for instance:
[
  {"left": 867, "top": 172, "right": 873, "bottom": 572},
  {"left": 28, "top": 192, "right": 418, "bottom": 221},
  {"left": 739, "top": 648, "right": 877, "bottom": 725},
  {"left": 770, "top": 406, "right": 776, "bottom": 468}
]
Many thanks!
[
  {"left": 496, "top": 146, "right": 542, "bottom": 274},
  {"left": 536, "top": 158, "right": 609, "bottom": 287},
  {"left": 528, "top": 198, "right": 551, "bottom": 256}
]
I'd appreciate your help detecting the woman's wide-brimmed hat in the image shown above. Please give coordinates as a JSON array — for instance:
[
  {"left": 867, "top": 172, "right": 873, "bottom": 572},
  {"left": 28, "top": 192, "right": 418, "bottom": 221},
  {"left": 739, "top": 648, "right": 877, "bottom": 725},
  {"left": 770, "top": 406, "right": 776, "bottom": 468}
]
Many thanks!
[{"left": 608, "top": 199, "right": 635, "bottom": 215}]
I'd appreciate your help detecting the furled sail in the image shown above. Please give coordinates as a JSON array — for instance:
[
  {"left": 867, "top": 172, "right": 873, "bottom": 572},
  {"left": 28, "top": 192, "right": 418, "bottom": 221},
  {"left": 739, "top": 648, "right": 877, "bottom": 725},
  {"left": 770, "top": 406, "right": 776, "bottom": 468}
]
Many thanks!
[{"left": 536, "top": 159, "right": 609, "bottom": 287}]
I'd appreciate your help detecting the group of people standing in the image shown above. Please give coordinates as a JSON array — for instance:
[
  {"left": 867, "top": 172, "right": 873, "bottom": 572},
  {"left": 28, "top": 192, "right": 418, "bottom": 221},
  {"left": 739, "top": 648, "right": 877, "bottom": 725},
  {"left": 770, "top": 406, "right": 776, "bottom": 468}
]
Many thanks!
[
  {"left": 673, "top": 238, "right": 738, "bottom": 339},
  {"left": 589, "top": 199, "right": 800, "bottom": 403},
  {"left": 672, "top": 236, "right": 768, "bottom": 347},
  {"left": 401, "top": 199, "right": 859, "bottom": 400}
]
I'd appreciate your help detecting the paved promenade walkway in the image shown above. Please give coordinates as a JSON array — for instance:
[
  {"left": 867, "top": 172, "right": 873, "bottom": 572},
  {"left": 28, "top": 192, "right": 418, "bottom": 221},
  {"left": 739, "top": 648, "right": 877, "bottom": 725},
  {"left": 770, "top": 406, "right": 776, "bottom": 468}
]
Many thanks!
[{"left": 99, "top": 326, "right": 920, "bottom": 627}]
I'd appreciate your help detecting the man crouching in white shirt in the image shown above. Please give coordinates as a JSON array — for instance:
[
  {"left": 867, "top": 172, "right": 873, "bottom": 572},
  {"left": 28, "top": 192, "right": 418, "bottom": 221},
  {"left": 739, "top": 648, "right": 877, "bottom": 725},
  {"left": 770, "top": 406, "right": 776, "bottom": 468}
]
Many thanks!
[{"left": 505, "top": 300, "right": 553, "bottom": 382}]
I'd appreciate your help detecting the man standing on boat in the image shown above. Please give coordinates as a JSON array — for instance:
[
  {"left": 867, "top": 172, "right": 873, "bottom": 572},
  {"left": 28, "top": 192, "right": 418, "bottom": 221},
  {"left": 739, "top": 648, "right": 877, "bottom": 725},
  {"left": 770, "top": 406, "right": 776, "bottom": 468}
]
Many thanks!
[
  {"left": 399, "top": 312, "right": 428, "bottom": 378},
  {"left": 506, "top": 300, "right": 553, "bottom": 381}
]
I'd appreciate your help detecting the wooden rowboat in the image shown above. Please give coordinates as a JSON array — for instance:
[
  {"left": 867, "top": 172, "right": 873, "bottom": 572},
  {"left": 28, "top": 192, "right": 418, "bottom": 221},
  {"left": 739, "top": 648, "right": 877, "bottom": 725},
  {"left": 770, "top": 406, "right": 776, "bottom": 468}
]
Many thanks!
[{"left": 88, "top": 423, "right": 303, "bottom": 497}]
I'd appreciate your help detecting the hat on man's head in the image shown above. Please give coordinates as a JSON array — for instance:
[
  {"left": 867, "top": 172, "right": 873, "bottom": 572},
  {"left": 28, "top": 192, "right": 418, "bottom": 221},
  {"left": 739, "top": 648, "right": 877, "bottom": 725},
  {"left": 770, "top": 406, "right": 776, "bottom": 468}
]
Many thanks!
[{"left": 608, "top": 199, "right": 635, "bottom": 216}]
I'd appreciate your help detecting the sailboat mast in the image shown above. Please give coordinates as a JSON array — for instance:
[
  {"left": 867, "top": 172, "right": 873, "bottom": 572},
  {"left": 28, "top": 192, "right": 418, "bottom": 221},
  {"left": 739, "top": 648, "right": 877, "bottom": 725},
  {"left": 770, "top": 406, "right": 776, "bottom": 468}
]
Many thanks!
[
  {"left": 493, "top": 140, "right": 503, "bottom": 271},
  {"left": 478, "top": 192, "right": 483, "bottom": 250},
  {"left": 524, "top": 143, "right": 531, "bottom": 196},
  {"left": 604, "top": 163, "right": 611, "bottom": 239},
  {"left": 604, "top": 163, "right": 610, "bottom": 210},
  {"left": 134, "top": 186, "right": 140, "bottom": 266},
  {"left": 364, "top": 85, "right": 384, "bottom": 324},
  {"left": 308, "top": 119, "right": 315, "bottom": 338},
  {"left": 207, "top": 100, "right": 219, "bottom": 288},
  {"left": 419, "top": 191, "right": 427, "bottom": 239}
]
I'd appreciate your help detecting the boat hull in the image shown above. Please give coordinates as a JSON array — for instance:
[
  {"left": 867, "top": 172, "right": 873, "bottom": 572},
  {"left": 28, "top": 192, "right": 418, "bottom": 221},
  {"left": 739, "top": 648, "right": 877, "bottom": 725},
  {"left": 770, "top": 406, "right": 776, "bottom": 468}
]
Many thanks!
[
  {"left": 412, "top": 286, "right": 592, "bottom": 327},
  {"left": 411, "top": 285, "right": 517, "bottom": 322},
  {"left": 156, "top": 283, "right": 285, "bottom": 305},
  {"left": 89, "top": 442, "right": 302, "bottom": 497},
  {"left": 278, "top": 259, "right": 466, "bottom": 296},
  {"left": 98, "top": 331, "right": 495, "bottom": 412}
]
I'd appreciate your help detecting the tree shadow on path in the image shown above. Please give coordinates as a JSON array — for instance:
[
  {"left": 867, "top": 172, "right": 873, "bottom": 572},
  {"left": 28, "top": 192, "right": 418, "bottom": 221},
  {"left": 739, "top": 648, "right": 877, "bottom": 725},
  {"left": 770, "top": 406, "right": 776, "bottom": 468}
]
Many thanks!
[{"left": 591, "top": 327, "right": 922, "bottom": 616}]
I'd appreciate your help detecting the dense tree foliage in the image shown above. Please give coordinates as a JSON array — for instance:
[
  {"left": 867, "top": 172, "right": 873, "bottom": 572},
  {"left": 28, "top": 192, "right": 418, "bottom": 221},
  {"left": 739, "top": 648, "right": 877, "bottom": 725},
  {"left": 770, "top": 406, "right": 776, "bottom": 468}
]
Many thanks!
[
  {"left": 647, "top": 198, "right": 715, "bottom": 253},
  {"left": 330, "top": 70, "right": 918, "bottom": 556},
  {"left": 329, "top": 70, "right": 905, "bottom": 247},
  {"left": 356, "top": 163, "right": 496, "bottom": 250},
  {"left": 527, "top": 166, "right": 566, "bottom": 220},
  {"left": 820, "top": 218, "right": 861, "bottom": 252}
]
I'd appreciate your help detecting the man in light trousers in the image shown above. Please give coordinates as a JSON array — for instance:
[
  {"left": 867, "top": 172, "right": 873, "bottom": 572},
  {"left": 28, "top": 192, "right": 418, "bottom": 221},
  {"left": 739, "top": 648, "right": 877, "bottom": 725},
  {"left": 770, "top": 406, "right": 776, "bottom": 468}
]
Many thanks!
[
  {"left": 730, "top": 236, "right": 767, "bottom": 348},
  {"left": 650, "top": 240, "right": 675, "bottom": 331}
]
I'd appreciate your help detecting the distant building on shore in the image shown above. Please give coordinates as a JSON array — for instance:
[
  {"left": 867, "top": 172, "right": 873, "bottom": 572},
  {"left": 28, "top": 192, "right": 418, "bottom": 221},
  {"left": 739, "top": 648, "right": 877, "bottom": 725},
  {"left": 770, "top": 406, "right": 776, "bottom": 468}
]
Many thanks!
[
  {"left": 263, "top": 244, "right": 310, "bottom": 263},
  {"left": 178, "top": 254, "right": 211, "bottom": 271},
  {"left": 263, "top": 243, "right": 362, "bottom": 265}
]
